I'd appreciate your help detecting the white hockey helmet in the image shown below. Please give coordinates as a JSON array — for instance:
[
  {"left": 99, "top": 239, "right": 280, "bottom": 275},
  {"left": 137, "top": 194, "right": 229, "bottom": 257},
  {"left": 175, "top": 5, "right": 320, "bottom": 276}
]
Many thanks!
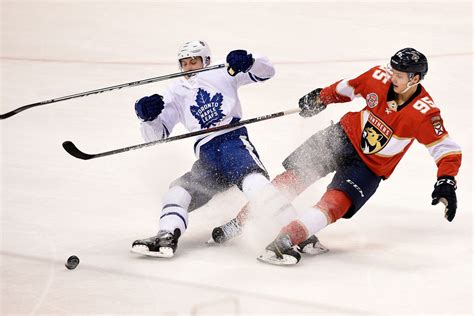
[{"left": 177, "top": 40, "right": 211, "bottom": 69}]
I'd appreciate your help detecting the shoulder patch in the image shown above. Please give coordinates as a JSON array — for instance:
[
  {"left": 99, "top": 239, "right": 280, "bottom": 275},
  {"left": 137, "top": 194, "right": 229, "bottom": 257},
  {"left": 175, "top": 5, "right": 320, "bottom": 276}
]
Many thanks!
[
  {"left": 431, "top": 116, "right": 445, "bottom": 136},
  {"left": 366, "top": 93, "right": 378, "bottom": 108}
]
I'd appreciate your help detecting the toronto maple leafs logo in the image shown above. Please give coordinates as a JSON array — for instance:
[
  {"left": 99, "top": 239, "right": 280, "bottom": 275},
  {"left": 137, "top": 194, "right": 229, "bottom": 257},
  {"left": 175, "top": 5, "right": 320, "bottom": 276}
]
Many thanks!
[{"left": 190, "top": 88, "right": 224, "bottom": 129}]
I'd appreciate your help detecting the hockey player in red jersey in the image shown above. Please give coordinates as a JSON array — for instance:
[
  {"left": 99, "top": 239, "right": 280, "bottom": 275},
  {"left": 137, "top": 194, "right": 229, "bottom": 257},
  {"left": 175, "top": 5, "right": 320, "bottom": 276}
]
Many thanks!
[{"left": 212, "top": 47, "right": 462, "bottom": 265}]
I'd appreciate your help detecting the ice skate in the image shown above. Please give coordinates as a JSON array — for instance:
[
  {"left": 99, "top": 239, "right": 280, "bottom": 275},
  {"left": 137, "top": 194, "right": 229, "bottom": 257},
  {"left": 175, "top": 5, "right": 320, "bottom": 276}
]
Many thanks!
[
  {"left": 257, "top": 234, "right": 301, "bottom": 265},
  {"left": 131, "top": 229, "right": 181, "bottom": 258},
  {"left": 208, "top": 218, "right": 242, "bottom": 244},
  {"left": 297, "top": 235, "right": 329, "bottom": 255}
]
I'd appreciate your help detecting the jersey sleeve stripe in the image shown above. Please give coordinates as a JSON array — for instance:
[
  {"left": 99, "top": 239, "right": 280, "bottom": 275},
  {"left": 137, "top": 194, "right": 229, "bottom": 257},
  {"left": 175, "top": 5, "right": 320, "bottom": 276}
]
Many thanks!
[
  {"left": 336, "top": 79, "right": 355, "bottom": 100},
  {"left": 249, "top": 72, "right": 270, "bottom": 82},
  {"left": 425, "top": 135, "right": 462, "bottom": 162},
  {"left": 425, "top": 133, "right": 449, "bottom": 147},
  {"left": 377, "top": 137, "right": 413, "bottom": 156}
]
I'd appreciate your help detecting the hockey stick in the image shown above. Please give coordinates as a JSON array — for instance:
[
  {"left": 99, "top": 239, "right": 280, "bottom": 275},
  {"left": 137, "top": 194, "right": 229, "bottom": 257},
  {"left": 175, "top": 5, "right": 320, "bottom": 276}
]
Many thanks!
[
  {"left": 63, "top": 108, "right": 300, "bottom": 160},
  {"left": 0, "top": 64, "right": 226, "bottom": 120}
]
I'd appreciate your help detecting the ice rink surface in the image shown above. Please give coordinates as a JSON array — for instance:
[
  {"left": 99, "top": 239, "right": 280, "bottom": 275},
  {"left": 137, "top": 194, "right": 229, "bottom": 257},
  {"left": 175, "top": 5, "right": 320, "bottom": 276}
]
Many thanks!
[{"left": 1, "top": 0, "right": 472, "bottom": 315}]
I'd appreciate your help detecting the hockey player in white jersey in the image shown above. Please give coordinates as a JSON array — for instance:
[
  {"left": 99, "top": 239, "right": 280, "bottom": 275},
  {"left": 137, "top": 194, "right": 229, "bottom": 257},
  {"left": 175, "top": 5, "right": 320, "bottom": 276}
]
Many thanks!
[{"left": 131, "top": 40, "right": 275, "bottom": 257}]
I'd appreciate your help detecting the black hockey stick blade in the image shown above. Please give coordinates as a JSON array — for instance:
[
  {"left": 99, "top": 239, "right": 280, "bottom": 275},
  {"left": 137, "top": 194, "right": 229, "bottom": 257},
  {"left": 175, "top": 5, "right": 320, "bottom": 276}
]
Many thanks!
[
  {"left": 62, "top": 141, "right": 96, "bottom": 160},
  {"left": 0, "top": 110, "right": 17, "bottom": 120},
  {"left": 0, "top": 100, "right": 60, "bottom": 119}
]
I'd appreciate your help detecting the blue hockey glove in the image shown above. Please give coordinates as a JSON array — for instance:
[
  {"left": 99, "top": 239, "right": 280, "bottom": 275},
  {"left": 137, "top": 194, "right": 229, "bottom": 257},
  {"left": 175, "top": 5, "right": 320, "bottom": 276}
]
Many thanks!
[
  {"left": 226, "top": 50, "right": 254, "bottom": 76},
  {"left": 134, "top": 94, "right": 164, "bottom": 121},
  {"left": 431, "top": 176, "right": 457, "bottom": 222},
  {"left": 299, "top": 88, "right": 327, "bottom": 118}
]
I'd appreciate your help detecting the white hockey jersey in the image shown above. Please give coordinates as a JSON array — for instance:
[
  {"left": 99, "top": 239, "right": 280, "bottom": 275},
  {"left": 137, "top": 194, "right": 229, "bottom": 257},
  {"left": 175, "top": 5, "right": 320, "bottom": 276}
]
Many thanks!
[{"left": 139, "top": 54, "right": 275, "bottom": 155}]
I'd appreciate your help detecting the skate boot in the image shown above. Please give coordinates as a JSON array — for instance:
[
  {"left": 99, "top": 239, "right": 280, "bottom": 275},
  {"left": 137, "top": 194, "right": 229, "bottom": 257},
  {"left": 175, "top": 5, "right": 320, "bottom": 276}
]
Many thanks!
[
  {"left": 297, "top": 235, "right": 329, "bottom": 255},
  {"left": 257, "top": 234, "right": 301, "bottom": 265},
  {"left": 131, "top": 228, "right": 181, "bottom": 258},
  {"left": 209, "top": 218, "right": 242, "bottom": 244}
]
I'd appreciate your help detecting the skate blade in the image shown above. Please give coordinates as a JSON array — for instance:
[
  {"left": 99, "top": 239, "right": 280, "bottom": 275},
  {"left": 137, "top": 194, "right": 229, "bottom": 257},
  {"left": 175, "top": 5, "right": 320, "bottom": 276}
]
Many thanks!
[
  {"left": 205, "top": 237, "right": 235, "bottom": 246},
  {"left": 205, "top": 238, "right": 218, "bottom": 246},
  {"left": 130, "top": 245, "right": 174, "bottom": 258},
  {"left": 299, "top": 242, "right": 330, "bottom": 255},
  {"left": 257, "top": 250, "right": 298, "bottom": 266}
]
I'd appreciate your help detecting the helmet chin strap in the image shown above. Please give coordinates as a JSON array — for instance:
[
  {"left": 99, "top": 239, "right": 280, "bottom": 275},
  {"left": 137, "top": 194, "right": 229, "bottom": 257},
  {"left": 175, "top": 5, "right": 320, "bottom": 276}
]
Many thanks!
[{"left": 400, "top": 76, "right": 421, "bottom": 94}]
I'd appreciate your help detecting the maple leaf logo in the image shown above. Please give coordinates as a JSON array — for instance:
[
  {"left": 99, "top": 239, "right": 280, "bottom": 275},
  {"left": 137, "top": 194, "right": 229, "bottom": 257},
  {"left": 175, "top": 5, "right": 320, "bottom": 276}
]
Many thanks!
[{"left": 190, "top": 88, "right": 224, "bottom": 129}]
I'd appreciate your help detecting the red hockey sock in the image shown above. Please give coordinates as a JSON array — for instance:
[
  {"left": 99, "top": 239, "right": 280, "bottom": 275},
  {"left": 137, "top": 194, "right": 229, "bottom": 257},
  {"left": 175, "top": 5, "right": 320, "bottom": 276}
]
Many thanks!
[
  {"left": 281, "top": 220, "right": 309, "bottom": 245},
  {"left": 316, "top": 189, "right": 352, "bottom": 223},
  {"left": 272, "top": 170, "right": 307, "bottom": 199},
  {"left": 280, "top": 189, "right": 352, "bottom": 245}
]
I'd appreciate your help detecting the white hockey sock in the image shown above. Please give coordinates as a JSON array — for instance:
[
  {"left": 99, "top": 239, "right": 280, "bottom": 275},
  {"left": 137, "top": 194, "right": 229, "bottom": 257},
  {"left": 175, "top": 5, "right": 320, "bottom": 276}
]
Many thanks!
[
  {"left": 159, "top": 186, "right": 191, "bottom": 234},
  {"left": 296, "top": 206, "right": 329, "bottom": 236}
]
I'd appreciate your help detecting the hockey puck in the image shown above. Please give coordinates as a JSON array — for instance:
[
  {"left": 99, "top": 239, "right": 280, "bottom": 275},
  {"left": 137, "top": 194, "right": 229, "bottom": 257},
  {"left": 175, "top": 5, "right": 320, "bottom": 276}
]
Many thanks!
[{"left": 65, "top": 255, "right": 80, "bottom": 270}]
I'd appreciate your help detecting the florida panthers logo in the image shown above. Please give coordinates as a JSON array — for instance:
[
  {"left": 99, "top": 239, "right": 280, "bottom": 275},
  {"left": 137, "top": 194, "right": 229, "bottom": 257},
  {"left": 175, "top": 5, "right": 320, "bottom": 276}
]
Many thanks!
[
  {"left": 190, "top": 88, "right": 224, "bottom": 129},
  {"left": 361, "top": 113, "right": 393, "bottom": 154}
]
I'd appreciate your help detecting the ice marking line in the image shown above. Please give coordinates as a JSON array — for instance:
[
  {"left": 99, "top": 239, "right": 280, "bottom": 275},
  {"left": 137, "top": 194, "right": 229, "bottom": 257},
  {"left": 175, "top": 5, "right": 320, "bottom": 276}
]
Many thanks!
[
  {"left": 1, "top": 250, "right": 370, "bottom": 314},
  {"left": 1, "top": 52, "right": 472, "bottom": 66}
]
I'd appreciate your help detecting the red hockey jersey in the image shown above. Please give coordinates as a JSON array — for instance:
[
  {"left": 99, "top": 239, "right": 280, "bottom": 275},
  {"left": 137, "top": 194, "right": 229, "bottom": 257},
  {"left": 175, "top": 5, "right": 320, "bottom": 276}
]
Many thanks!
[{"left": 320, "top": 66, "right": 462, "bottom": 179}]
